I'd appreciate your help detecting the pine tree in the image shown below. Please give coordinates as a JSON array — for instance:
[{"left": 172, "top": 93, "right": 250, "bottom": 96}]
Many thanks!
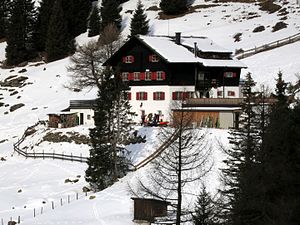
[
  {"left": 85, "top": 69, "right": 115, "bottom": 191},
  {"left": 130, "top": 0, "right": 149, "bottom": 37},
  {"left": 160, "top": 0, "right": 187, "bottom": 15},
  {"left": 257, "top": 72, "right": 300, "bottom": 225},
  {"left": 88, "top": 5, "right": 101, "bottom": 37},
  {"left": 193, "top": 185, "right": 219, "bottom": 225},
  {"left": 33, "top": 0, "right": 54, "bottom": 52},
  {"left": 45, "top": 0, "right": 75, "bottom": 62},
  {"left": 100, "top": 0, "right": 122, "bottom": 31},
  {"left": 63, "top": 0, "right": 91, "bottom": 38},
  {"left": 221, "top": 73, "right": 263, "bottom": 225},
  {"left": 0, "top": 0, "right": 11, "bottom": 39},
  {"left": 85, "top": 67, "right": 133, "bottom": 190},
  {"left": 5, "top": 0, "right": 37, "bottom": 66}
]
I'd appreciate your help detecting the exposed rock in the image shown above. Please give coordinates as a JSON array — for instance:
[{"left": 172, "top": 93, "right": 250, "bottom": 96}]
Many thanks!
[
  {"left": 253, "top": 25, "right": 265, "bottom": 32},
  {"left": 89, "top": 196, "right": 96, "bottom": 200},
  {"left": 82, "top": 186, "right": 91, "bottom": 193},
  {"left": 43, "top": 131, "right": 90, "bottom": 144},
  {"left": 18, "top": 68, "right": 27, "bottom": 73},
  {"left": 0, "top": 76, "right": 28, "bottom": 88},
  {"left": 10, "top": 90, "right": 18, "bottom": 96},
  {"left": 10, "top": 103, "right": 25, "bottom": 112},
  {"left": 17, "top": 189, "right": 22, "bottom": 193},
  {"left": 272, "top": 21, "right": 288, "bottom": 32},
  {"left": 7, "top": 221, "right": 17, "bottom": 225}
]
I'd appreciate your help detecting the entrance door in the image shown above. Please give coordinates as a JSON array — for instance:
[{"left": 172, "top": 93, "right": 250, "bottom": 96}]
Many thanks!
[{"left": 80, "top": 113, "right": 84, "bottom": 125}]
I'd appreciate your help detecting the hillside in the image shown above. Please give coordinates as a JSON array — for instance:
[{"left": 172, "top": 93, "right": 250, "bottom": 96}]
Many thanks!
[{"left": 0, "top": 0, "right": 300, "bottom": 224}]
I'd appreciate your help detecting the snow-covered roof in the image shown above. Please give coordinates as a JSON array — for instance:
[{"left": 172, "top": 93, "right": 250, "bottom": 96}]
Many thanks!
[
  {"left": 138, "top": 35, "right": 246, "bottom": 68},
  {"left": 180, "top": 37, "right": 231, "bottom": 53}
]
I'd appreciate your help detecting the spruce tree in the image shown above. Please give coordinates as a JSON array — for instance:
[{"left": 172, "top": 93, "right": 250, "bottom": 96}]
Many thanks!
[
  {"left": 257, "top": 72, "right": 300, "bottom": 225},
  {"left": 0, "top": 0, "right": 10, "bottom": 39},
  {"left": 45, "top": 0, "right": 75, "bottom": 62},
  {"left": 86, "top": 67, "right": 133, "bottom": 190},
  {"left": 160, "top": 0, "right": 187, "bottom": 15},
  {"left": 221, "top": 73, "right": 263, "bottom": 225},
  {"left": 88, "top": 5, "right": 101, "bottom": 37},
  {"left": 130, "top": 0, "right": 149, "bottom": 37},
  {"left": 63, "top": 0, "right": 91, "bottom": 38},
  {"left": 5, "top": 0, "right": 37, "bottom": 66},
  {"left": 100, "top": 0, "right": 122, "bottom": 31},
  {"left": 33, "top": 0, "right": 54, "bottom": 52},
  {"left": 193, "top": 185, "right": 219, "bottom": 225}
]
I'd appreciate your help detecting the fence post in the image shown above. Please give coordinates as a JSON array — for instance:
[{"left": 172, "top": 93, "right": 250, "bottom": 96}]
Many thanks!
[
  {"left": 34, "top": 208, "right": 36, "bottom": 217},
  {"left": 68, "top": 195, "right": 70, "bottom": 203},
  {"left": 60, "top": 198, "right": 63, "bottom": 206},
  {"left": 43, "top": 150, "right": 44, "bottom": 160},
  {"left": 1, "top": 218, "right": 3, "bottom": 225},
  {"left": 76, "top": 192, "right": 78, "bottom": 200},
  {"left": 71, "top": 153, "right": 73, "bottom": 162},
  {"left": 33, "top": 150, "right": 36, "bottom": 159},
  {"left": 62, "top": 152, "right": 64, "bottom": 161},
  {"left": 18, "top": 216, "right": 20, "bottom": 224},
  {"left": 41, "top": 207, "right": 43, "bottom": 215},
  {"left": 53, "top": 151, "right": 55, "bottom": 160},
  {"left": 51, "top": 201, "right": 54, "bottom": 209}
]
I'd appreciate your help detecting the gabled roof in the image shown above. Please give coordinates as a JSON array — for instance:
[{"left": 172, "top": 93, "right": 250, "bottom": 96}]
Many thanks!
[{"left": 104, "top": 35, "right": 247, "bottom": 68}]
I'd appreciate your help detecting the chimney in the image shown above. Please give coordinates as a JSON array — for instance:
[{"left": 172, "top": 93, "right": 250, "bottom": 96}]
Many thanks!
[
  {"left": 194, "top": 42, "right": 198, "bottom": 57},
  {"left": 175, "top": 32, "right": 181, "bottom": 45}
]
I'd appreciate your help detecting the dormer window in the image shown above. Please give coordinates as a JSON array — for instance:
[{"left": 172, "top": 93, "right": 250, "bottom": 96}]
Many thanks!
[
  {"left": 123, "top": 55, "right": 134, "bottom": 63},
  {"left": 149, "top": 54, "right": 159, "bottom": 62}
]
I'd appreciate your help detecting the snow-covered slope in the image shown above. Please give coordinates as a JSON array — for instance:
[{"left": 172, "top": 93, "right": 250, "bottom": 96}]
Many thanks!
[{"left": 1, "top": 0, "right": 300, "bottom": 224}]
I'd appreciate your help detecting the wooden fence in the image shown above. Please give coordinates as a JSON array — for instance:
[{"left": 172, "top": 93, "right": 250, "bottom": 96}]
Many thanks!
[
  {"left": 235, "top": 32, "right": 300, "bottom": 59},
  {"left": 13, "top": 121, "right": 89, "bottom": 163}
]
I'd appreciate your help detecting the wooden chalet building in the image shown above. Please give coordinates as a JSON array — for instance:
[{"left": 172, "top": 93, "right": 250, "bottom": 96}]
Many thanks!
[{"left": 104, "top": 33, "right": 246, "bottom": 124}]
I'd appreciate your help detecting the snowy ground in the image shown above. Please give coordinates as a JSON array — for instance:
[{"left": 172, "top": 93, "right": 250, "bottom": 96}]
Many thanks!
[{"left": 1, "top": 0, "right": 300, "bottom": 224}]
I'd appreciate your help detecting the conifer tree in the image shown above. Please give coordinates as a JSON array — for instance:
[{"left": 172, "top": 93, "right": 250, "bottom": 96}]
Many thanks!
[
  {"left": 46, "top": 0, "right": 75, "bottom": 62},
  {"left": 33, "top": 0, "right": 54, "bottom": 52},
  {"left": 160, "top": 0, "right": 187, "bottom": 15},
  {"left": 88, "top": 5, "right": 101, "bottom": 37},
  {"left": 63, "top": 0, "right": 91, "bottom": 38},
  {"left": 5, "top": 0, "right": 37, "bottom": 65},
  {"left": 0, "top": 0, "right": 11, "bottom": 39},
  {"left": 130, "top": 0, "right": 149, "bottom": 37},
  {"left": 85, "top": 67, "right": 133, "bottom": 190},
  {"left": 221, "top": 73, "right": 263, "bottom": 225},
  {"left": 193, "top": 185, "right": 219, "bottom": 225},
  {"left": 257, "top": 72, "right": 300, "bottom": 225},
  {"left": 100, "top": 0, "right": 122, "bottom": 31}
]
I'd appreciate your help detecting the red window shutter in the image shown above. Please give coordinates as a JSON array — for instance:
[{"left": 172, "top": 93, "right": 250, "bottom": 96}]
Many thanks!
[
  {"left": 152, "top": 72, "right": 157, "bottom": 80},
  {"left": 144, "top": 92, "right": 148, "bottom": 100},
  {"left": 162, "top": 92, "right": 165, "bottom": 100},
  {"left": 172, "top": 92, "right": 176, "bottom": 100},
  {"left": 122, "top": 57, "right": 126, "bottom": 63},
  {"left": 136, "top": 92, "right": 140, "bottom": 100},
  {"left": 128, "top": 73, "right": 134, "bottom": 81},
  {"left": 128, "top": 92, "right": 131, "bottom": 100},
  {"left": 148, "top": 55, "right": 152, "bottom": 62},
  {"left": 233, "top": 72, "right": 237, "bottom": 77},
  {"left": 153, "top": 92, "right": 157, "bottom": 100},
  {"left": 162, "top": 71, "right": 166, "bottom": 80},
  {"left": 140, "top": 72, "right": 145, "bottom": 80},
  {"left": 131, "top": 55, "right": 135, "bottom": 63}
]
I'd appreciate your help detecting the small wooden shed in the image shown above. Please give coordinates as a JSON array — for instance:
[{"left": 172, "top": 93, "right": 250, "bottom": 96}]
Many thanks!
[
  {"left": 48, "top": 112, "right": 78, "bottom": 128},
  {"left": 132, "top": 198, "right": 169, "bottom": 224}
]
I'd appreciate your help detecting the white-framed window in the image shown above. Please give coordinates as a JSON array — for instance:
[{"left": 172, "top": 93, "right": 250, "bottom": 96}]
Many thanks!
[
  {"left": 149, "top": 54, "right": 159, "bottom": 62},
  {"left": 87, "top": 115, "right": 91, "bottom": 120},
  {"left": 224, "top": 72, "right": 237, "bottom": 78},
  {"left": 136, "top": 92, "right": 148, "bottom": 100},
  {"left": 123, "top": 55, "right": 134, "bottom": 63},
  {"left": 217, "top": 91, "right": 223, "bottom": 97},
  {"left": 156, "top": 71, "right": 165, "bottom": 80},
  {"left": 228, "top": 91, "right": 235, "bottom": 96},
  {"left": 145, "top": 71, "right": 152, "bottom": 81},
  {"left": 121, "top": 72, "right": 129, "bottom": 81},
  {"left": 133, "top": 72, "right": 140, "bottom": 81},
  {"left": 153, "top": 92, "right": 165, "bottom": 100}
]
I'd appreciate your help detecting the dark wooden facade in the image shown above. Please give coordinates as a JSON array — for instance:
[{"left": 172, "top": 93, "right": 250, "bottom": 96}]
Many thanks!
[
  {"left": 105, "top": 36, "right": 242, "bottom": 91},
  {"left": 48, "top": 113, "right": 78, "bottom": 128},
  {"left": 132, "top": 198, "right": 169, "bottom": 222}
]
